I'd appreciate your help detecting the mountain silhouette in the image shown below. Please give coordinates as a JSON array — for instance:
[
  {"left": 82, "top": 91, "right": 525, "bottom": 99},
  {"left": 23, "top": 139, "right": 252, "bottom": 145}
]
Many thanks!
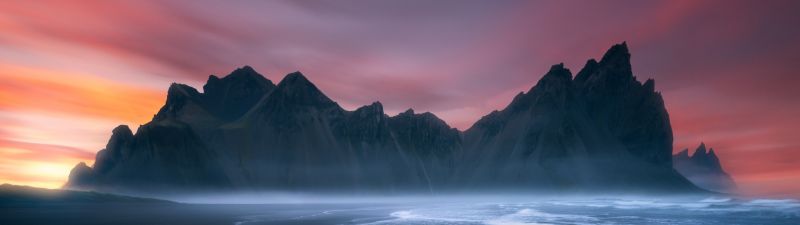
[
  {"left": 67, "top": 43, "right": 708, "bottom": 193},
  {"left": 673, "top": 143, "right": 737, "bottom": 192}
]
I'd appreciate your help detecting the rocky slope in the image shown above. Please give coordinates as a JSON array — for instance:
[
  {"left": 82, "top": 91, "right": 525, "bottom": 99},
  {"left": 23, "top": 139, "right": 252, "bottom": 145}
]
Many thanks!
[
  {"left": 67, "top": 43, "right": 704, "bottom": 193},
  {"left": 673, "top": 143, "right": 737, "bottom": 192}
]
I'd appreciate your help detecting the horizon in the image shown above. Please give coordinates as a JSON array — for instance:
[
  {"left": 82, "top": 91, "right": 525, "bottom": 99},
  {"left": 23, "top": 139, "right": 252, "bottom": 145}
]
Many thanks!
[{"left": 1, "top": 0, "right": 799, "bottom": 199}]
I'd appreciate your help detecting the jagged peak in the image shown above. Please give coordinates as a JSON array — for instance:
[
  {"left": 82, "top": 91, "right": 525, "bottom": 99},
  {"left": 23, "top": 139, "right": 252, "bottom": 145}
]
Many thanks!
[
  {"left": 708, "top": 148, "right": 718, "bottom": 158},
  {"left": 694, "top": 142, "right": 708, "bottom": 156},
  {"left": 392, "top": 108, "right": 437, "bottom": 119},
  {"left": 643, "top": 78, "right": 656, "bottom": 92},
  {"left": 355, "top": 101, "right": 384, "bottom": 113},
  {"left": 599, "top": 42, "right": 630, "bottom": 65},
  {"left": 546, "top": 63, "right": 572, "bottom": 79},
  {"left": 574, "top": 59, "right": 599, "bottom": 83},
  {"left": 531, "top": 63, "right": 572, "bottom": 92},
  {"left": 573, "top": 42, "right": 637, "bottom": 93},
  {"left": 232, "top": 65, "right": 258, "bottom": 74}
]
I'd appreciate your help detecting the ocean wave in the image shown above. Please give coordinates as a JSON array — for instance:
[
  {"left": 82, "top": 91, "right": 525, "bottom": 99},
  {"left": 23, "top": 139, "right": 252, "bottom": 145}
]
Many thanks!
[
  {"left": 611, "top": 200, "right": 711, "bottom": 209},
  {"left": 484, "top": 208, "right": 597, "bottom": 225},
  {"left": 745, "top": 199, "right": 800, "bottom": 209},
  {"left": 354, "top": 198, "right": 800, "bottom": 225},
  {"left": 699, "top": 197, "right": 732, "bottom": 203}
]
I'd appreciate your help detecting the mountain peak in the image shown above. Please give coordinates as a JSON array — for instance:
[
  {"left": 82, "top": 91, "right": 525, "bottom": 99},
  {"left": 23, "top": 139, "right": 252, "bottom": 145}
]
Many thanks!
[
  {"left": 688, "top": 142, "right": 724, "bottom": 171},
  {"left": 277, "top": 71, "right": 320, "bottom": 91},
  {"left": 574, "top": 59, "right": 599, "bottom": 84},
  {"left": 596, "top": 42, "right": 632, "bottom": 78},
  {"left": 224, "top": 65, "right": 267, "bottom": 82},
  {"left": 401, "top": 108, "right": 415, "bottom": 115},
  {"left": 548, "top": 63, "right": 568, "bottom": 73},
  {"left": 352, "top": 101, "right": 385, "bottom": 120},
  {"left": 266, "top": 71, "right": 337, "bottom": 108},
  {"left": 234, "top": 65, "right": 257, "bottom": 74},
  {"left": 361, "top": 101, "right": 384, "bottom": 112},
  {"left": 643, "top": 79, "right": 656, "bottom": 92},
  {"left": 600, "top": 42, "right": 630, "bottom": 64},
  {"left": 694, "top": 142, "right": 708, "bottom": 156},
  {"left": 205, "top": 65, "right": 273, "bottom": 91},
  {"left": 708, "top": 148, "right": 718, "bottom": 158},
  {"left": 533, "top": 63, "right": 572, "bottom": 91},
  {"left": 111, "top": 125, "right": 133, "bottom": 139},
  {"left": 167, "top": 83, "right": 200, "bottom": 98},
  {"left": 155, "top": 83, "right": 201, "bottom": 120},
  {"left": 673, "top": 143, "right": 735, "bottom": 192},
  {"left": 202, "top": 66, "right": 276, "bottom": 120},
  {"left": 281, "top": 71, "right": 310, "bottom": 84}
]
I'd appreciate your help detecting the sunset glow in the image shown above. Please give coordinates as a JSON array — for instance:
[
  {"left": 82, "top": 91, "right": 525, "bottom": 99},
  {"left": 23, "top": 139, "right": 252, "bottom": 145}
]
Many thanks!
[{"left": 0, "top": 0, "right": 798, "bottom": 197}]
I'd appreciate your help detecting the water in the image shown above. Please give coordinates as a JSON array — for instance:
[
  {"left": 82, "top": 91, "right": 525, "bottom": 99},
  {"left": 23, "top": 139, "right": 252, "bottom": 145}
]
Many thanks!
[
  {"left": 4, "top": 196, "right": 798, "bottom": 224},
  {"left": 232, "top": 197, "right": 800, "bottom": 225}
]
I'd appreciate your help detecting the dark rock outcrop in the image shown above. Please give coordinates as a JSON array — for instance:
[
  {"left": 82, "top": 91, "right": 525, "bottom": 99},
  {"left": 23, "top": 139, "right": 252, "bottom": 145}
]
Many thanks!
[
  {"left": 673, "top": 143, "right": 737, "bottom": 192},
  {"left": 67, "top": 43, "right": 703, "bottom": 193}
]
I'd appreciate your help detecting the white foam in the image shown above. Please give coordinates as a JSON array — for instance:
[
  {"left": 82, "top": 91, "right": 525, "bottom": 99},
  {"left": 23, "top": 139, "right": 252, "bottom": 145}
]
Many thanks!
[
  {"left": 485, "top": 209, "right": 553, "bottom": 225},
  {"left": 484, "top": 208, "right": 597, "bottom": 225},
  {"left": 360, "top": 209, "right": 480, "bottom": 224},
  {"left": 745, "top": 199, "right": 800, "bottom": 209},
  {"left": 388, "top": 210, "right": 415, "bottom": 219},
  {"left": 699, "top": 197, "right": 732, "bottom": 203}
]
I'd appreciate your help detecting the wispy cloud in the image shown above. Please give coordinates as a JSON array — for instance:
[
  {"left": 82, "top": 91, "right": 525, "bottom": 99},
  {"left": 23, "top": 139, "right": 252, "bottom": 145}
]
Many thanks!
[{"left": 0, "top": 0, "right": 798, "bottom": 195}]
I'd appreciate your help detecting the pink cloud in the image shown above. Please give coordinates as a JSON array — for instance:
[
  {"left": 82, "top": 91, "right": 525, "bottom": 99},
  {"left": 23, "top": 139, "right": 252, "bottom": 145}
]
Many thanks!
[{"left": 0, "top": 0, "right": 798, "bottom": 195}]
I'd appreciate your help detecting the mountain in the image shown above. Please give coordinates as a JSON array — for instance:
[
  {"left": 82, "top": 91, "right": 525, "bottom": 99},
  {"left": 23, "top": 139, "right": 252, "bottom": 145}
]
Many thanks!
[
  {"left": 67, "top": 43, "right": 701, "bottom": 193},
  {"left": 459, "top": 43, "right": 689, "bottom": 191},
  {"left": 673, "top": 143, "right": 737, "bottom": 192},
  {"left": 0, "top": 184, "right": 170, "bottom": 204}
]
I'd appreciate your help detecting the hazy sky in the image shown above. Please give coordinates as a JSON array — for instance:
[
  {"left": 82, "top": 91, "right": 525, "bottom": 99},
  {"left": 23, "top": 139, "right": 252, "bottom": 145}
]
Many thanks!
[{"left": 0, "top": 0, "right": 798, "bottom": 197}]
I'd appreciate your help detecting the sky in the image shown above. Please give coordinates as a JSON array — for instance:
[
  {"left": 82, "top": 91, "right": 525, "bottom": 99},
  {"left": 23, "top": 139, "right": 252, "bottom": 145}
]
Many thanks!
[{"left": 0, "top": 0, "right": 798, "bottom": 197}]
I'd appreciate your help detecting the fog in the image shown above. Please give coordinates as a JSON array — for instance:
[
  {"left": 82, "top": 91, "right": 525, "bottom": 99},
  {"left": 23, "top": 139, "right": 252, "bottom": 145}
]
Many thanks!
[
  {"left": 166, "top": 192, "right": 715, "bottom": 205},
  {"left": 6, "top": 190, "right": 798, "bottom": 225},
  {"left": 157, "top": 193, "right": 798, "bottom": 225}
]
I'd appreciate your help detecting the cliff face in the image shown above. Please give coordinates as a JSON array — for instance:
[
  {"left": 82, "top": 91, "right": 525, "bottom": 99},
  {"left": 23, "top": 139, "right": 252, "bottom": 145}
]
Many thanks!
[
  {"left": 673, "top": 143, "right": 737, "bottom": 192},
  {"left": 67, "top": 43, "right": 703, "bottom": 193}
]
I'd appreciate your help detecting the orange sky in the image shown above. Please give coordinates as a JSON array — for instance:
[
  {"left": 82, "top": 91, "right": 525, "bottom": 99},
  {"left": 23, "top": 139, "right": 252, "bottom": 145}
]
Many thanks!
[
  {"left": 0, "top": 64, "right": 164, "bottom": 188},
  {"left": 0, "top": 0, "right": 798, "bottom": 197}
]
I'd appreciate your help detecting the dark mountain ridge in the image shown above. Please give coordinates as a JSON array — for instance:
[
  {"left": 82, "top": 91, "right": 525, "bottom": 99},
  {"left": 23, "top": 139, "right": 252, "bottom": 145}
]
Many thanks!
[{"left": 67, "top": 43, "right": 707, "bottom": 193}]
